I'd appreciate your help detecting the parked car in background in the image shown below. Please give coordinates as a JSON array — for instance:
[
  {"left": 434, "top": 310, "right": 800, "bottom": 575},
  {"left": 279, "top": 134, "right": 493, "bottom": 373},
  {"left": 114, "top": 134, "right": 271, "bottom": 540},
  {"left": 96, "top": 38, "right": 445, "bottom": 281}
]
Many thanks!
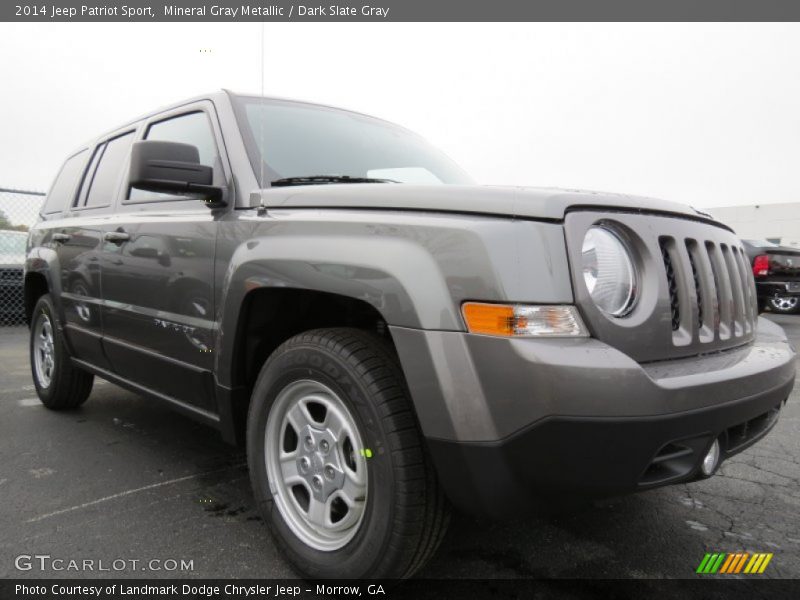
[
  {"left": 742, "top": 239, "right": 800, "bottom": 314},
  {"left": 0, "top": 229, "right": 26, "bottom": 324}
]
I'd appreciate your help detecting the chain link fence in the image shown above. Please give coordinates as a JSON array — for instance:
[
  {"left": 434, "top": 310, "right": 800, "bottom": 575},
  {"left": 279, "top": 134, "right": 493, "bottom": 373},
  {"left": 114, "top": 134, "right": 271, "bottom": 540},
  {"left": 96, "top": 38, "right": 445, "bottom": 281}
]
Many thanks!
[{"left": 1, "top": 187, "right": 45, "bottom": 325}]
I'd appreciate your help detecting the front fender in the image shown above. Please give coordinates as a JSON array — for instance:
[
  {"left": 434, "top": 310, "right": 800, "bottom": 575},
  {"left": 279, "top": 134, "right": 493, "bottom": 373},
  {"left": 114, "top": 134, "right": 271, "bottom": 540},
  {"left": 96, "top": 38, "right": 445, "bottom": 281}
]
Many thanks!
[
  {"left": 214, "top": 234, "right": 456, "bottom": 384},
  {"left": 213, "top": 212, "right": 573, "bottom": 390}
]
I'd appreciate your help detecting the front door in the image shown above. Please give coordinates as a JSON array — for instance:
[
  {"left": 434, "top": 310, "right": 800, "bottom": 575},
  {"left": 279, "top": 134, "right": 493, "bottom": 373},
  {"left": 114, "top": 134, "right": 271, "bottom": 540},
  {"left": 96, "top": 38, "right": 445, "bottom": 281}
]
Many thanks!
[{"left": 99, "top": 104, "right": 226, "bottom": 413}]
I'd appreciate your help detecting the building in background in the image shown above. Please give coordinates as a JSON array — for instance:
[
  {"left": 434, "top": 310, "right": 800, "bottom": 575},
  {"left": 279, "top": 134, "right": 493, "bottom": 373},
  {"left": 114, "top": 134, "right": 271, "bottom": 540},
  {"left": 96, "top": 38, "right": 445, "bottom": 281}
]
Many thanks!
[{"left": 711, "top": 202, "right": 800, "bottom": 248}]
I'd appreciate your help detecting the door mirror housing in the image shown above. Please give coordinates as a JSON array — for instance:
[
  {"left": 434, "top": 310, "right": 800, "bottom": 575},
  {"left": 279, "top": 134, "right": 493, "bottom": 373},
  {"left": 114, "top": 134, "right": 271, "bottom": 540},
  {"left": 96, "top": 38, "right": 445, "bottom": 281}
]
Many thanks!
[{"left": 128, "top": 140, "right": 225, "bottom": 207}]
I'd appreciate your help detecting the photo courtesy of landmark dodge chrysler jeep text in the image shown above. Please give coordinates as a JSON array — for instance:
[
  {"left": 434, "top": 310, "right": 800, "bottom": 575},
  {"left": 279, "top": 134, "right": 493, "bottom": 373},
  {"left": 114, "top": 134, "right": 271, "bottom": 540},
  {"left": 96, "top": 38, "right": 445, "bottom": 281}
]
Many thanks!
[{"left": 24, "top": 91, "right": 796, "bottom": 578}]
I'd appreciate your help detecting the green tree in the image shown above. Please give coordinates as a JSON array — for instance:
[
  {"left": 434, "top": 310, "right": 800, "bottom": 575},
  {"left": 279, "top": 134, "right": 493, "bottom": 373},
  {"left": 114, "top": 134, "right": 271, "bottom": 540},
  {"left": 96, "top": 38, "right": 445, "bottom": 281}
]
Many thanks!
[{"left": 0, "top": 208, "right": 29, "bottom": 232}]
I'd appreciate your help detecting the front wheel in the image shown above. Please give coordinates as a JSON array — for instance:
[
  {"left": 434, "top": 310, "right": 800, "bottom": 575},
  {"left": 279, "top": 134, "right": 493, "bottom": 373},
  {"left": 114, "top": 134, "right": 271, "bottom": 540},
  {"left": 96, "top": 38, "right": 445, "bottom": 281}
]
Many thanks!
[
  {"left": 768, "top": 295, "right": 800, "bottom": 314},
  {"left": 247, "top": 328, "right": 449, "bottom": 579}
]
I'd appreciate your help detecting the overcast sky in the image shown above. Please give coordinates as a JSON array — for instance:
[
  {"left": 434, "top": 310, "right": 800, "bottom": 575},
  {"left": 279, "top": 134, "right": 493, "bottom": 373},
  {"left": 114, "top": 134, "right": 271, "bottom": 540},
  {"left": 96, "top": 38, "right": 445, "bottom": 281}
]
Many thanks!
[{"left": 1, "top": 22, "right": 799, "bottom": 209}]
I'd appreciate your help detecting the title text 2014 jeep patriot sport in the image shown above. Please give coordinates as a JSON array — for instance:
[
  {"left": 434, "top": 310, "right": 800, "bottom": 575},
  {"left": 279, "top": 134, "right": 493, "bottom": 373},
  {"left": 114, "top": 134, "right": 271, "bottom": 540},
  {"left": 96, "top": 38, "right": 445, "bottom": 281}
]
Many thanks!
[{"left": 25, "top": 91, "right": 796, "bottom": 578}]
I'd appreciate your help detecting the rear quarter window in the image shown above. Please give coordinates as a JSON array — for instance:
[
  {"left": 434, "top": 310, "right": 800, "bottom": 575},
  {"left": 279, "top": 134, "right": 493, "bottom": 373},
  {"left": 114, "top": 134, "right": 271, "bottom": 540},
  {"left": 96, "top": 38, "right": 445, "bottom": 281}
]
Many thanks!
[{"left": 42, "top": 149, "right": 89, "bottom": 215}]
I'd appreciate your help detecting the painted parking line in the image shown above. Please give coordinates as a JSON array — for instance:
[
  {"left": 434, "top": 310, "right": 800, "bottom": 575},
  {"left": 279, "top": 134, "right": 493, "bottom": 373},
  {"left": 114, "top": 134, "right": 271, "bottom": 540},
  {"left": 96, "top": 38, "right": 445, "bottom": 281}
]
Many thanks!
[{"left": 26, "top": 462, "right": 247, "bottom": 523}]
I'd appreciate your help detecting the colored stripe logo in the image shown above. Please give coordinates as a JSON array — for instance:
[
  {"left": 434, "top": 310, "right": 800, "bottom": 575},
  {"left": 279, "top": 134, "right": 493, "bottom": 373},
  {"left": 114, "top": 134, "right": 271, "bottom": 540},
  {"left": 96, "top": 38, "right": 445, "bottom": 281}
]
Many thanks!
[{"left": 696, "top": 552, "right": 773, "bottom": 574}]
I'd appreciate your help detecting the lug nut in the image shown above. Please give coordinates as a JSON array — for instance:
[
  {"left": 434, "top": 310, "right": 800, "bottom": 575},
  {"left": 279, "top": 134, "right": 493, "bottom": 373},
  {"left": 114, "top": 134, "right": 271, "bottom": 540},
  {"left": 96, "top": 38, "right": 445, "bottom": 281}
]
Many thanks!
[
  {"left": 299, "top": 457, "right": 310, "bottom": 474},
  {"left": 304, "top": 436, "right": 314, "bottom": 451},
  {"left": 324, "top": 465, "right": 335, "bottom": 480},
  {"left": 312, "top": 476, "right": 323, "bottom": 490},
  {"left": 320, "top": 439, "right": 330, "bottom": 453}
]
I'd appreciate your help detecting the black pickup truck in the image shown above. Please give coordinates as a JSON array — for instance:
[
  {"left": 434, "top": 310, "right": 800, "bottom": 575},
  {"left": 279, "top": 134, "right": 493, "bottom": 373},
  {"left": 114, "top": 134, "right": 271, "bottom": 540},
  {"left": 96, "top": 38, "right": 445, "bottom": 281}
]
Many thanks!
[{"left": 742, "top": 239, "right": 800, "bottom": 314}]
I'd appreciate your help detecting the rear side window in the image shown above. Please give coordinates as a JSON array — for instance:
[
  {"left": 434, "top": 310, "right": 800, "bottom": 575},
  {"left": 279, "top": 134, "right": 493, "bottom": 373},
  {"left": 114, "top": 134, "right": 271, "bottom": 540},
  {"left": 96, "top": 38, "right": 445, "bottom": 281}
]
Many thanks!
[
  {"left": 43, "top": 150, "right": 89, "bottom": 215},
  {"left": 76, "top": 132, "right": 135, "bottom": 209},
  {"left": 128, "top": 112, "right": 217, "bottom": 202}
]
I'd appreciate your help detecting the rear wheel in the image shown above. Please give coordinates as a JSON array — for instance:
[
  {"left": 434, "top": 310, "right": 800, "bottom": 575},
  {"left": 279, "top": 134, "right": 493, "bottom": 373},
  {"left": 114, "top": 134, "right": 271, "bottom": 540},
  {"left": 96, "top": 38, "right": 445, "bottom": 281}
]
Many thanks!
[
  {"left": 30, "top": 294, "right": 94, "bottom": 409},
  {"left": 768, "top": 295, "right": 800, "bottom": 314},
  {"left": 247, "top": 328, "right": 449, "bottom": 578}
]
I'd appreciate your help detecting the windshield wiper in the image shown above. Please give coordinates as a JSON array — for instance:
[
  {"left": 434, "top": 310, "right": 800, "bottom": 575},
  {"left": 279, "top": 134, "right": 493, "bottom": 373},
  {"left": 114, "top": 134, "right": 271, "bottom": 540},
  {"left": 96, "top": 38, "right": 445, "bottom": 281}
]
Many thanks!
[{"left": 270, "top": 175, "right": 398, "bottom": 187}]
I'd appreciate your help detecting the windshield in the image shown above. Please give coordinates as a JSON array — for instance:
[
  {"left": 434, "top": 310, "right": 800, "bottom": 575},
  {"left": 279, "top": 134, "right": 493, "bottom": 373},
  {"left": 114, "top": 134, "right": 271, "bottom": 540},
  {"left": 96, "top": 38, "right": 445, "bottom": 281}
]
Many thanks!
[
  {"left": 0, "top": 231, "right": 27, "bottom": 256},
  {"left": 231, "top": 95, "right": 473, "bottom": 187}
]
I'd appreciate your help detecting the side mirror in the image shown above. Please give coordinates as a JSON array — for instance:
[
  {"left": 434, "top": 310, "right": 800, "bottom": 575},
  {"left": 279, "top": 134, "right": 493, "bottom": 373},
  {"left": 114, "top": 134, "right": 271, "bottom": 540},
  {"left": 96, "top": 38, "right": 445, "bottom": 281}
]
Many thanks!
[{"left": 128, "top": 140, "right": 225, "bottom": 206}]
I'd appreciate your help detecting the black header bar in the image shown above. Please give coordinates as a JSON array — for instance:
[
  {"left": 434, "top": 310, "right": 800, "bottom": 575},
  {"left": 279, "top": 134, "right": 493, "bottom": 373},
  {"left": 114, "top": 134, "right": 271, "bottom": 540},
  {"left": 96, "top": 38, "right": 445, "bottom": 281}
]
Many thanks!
[{"left": 5, "top": 0, "right": 800, "bottom": 22}]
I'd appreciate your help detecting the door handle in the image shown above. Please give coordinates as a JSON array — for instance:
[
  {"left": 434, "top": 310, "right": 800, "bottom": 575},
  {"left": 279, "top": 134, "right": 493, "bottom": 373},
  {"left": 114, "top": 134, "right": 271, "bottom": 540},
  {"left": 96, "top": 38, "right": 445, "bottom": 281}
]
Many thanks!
[
  {"left": 104, "top": 231, "right": 130, "bottom": 244},
  {"left": 52, "top": 233, "right": 71, "bottom": 243}
]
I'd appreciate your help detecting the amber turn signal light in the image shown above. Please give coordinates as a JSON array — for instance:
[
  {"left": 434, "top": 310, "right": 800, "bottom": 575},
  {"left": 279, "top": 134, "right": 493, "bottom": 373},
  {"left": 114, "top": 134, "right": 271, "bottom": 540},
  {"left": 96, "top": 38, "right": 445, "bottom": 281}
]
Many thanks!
[{"left": 462, "top": 302, "right": 589, "bottom": 338}]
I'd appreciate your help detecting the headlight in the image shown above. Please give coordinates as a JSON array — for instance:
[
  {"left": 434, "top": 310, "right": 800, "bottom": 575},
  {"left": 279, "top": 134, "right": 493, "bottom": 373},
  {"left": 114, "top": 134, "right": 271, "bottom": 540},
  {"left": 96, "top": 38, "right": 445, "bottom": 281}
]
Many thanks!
[{"left": 581, "top": 226, "right": 637, "bottom": 317}]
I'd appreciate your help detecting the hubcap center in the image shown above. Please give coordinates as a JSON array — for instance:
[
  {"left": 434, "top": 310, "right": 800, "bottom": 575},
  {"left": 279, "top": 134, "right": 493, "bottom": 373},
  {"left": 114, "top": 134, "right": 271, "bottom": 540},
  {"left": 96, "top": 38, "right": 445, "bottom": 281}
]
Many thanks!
[{"left": 297, "top": 425, "right": 345, "bottom": 501}]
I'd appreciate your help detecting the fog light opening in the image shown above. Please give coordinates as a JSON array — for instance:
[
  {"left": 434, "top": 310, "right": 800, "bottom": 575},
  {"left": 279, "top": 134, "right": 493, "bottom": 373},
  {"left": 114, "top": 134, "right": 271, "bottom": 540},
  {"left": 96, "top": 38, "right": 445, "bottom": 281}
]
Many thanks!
[{"left": 700, "top": 439, "right": 721, "bottom": 477}]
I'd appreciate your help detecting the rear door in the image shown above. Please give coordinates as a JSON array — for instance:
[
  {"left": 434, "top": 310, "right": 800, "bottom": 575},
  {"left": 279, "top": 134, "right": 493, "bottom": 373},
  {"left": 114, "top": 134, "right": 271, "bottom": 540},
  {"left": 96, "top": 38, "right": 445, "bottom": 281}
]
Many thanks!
[
  {"left": 99, "top": 102, "right": 228, "bottom": 413},
  {"left": 56, "top": 131, "right": 137, "bottom": 370}
]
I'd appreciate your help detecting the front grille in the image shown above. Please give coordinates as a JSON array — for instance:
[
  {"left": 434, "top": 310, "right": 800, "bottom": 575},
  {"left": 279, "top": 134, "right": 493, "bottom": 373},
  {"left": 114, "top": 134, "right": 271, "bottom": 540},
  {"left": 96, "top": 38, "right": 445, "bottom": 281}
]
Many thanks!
[{"left": 658, "top": 235, "right": 755, "bottom": 345}]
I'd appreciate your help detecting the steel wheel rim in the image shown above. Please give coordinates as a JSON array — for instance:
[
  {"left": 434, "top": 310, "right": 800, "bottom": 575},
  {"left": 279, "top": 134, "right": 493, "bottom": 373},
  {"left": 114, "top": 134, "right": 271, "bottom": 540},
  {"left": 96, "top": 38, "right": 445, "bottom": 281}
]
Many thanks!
[
  {"left": 265, "top": 379, "right": 368, "bottom": 551},
  {"left": 33, "top": 313, "right": 55, "bottom": 388},
  {"left": 771, "top": 296, "right": 798, "bottom": 311}
]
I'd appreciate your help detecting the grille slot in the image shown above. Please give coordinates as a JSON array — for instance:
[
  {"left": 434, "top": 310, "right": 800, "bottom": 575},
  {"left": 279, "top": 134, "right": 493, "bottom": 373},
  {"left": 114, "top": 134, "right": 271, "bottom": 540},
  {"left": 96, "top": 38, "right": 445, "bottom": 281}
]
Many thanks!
[
  {"left": 721, "top": 244, "right": 746, "bottom": 337},
  {"left": 732, "top": 246, "right": 755, "bottom": 334},
  {"left": 660, "top": 238, "right": 680, "bottom": 331},
  {"left": 685, "top": 240, "right": 704, "bottom": 329},
  {"left": 704, "top": 241, "right": 722, "bottom": 335}
]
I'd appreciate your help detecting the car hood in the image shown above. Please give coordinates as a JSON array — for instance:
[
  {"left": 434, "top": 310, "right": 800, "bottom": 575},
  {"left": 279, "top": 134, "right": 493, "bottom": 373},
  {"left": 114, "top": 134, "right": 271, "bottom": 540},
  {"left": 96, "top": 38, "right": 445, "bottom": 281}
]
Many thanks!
[{"left": 257, "top": 184, "right": 724, "bottom": 226}]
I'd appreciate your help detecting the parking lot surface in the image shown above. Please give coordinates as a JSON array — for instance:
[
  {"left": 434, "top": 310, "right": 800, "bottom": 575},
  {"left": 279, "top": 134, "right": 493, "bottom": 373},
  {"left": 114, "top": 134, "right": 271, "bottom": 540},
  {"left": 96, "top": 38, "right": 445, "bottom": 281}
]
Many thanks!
[{"left": 1, "top": 316, "right": 799, "bottom": 579}]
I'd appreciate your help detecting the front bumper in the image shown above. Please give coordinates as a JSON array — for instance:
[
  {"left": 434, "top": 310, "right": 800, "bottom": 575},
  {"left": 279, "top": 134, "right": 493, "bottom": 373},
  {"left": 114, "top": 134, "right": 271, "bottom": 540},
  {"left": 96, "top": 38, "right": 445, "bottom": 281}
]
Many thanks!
[{"left": 390, "top": 317, "right": 795, "bottom": 518}]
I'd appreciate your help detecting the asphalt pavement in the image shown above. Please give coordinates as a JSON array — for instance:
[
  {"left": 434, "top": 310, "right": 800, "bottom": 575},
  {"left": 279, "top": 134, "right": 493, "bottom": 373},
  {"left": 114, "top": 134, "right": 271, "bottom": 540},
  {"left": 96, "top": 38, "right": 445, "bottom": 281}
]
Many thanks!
[{"left": 1, "top": 316, "right": 799, "bottom": 579}]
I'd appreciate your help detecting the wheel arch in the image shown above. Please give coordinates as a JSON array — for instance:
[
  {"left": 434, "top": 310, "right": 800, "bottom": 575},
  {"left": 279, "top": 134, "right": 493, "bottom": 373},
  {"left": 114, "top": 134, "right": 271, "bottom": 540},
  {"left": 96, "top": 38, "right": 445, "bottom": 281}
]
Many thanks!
[
  {"left": 217, "top": 286, "right": 402, "bottom": 445},
  {"left": 24, "top": 271, "right": 49, "bottom": 326}
]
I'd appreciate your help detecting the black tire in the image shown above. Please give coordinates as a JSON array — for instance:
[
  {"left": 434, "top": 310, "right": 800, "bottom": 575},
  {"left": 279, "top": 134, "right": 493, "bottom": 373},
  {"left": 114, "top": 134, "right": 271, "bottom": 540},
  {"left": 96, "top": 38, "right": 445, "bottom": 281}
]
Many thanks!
[
  {"left": 768, "top": 295, "right": 800, "bottom": 315},
  {"left": 30, "top": 294, "right": 94, "bottom": 409},
  {"left": 247, "top": 328, "right": 450, "bottom": 579}
]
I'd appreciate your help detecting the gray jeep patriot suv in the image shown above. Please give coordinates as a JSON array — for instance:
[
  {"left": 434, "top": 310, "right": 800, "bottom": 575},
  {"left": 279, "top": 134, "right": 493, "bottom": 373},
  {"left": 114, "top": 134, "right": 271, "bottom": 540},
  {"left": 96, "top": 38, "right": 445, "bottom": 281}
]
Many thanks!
[{"left": 25, "top": 91, "right": 796, "bottom": 578}]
